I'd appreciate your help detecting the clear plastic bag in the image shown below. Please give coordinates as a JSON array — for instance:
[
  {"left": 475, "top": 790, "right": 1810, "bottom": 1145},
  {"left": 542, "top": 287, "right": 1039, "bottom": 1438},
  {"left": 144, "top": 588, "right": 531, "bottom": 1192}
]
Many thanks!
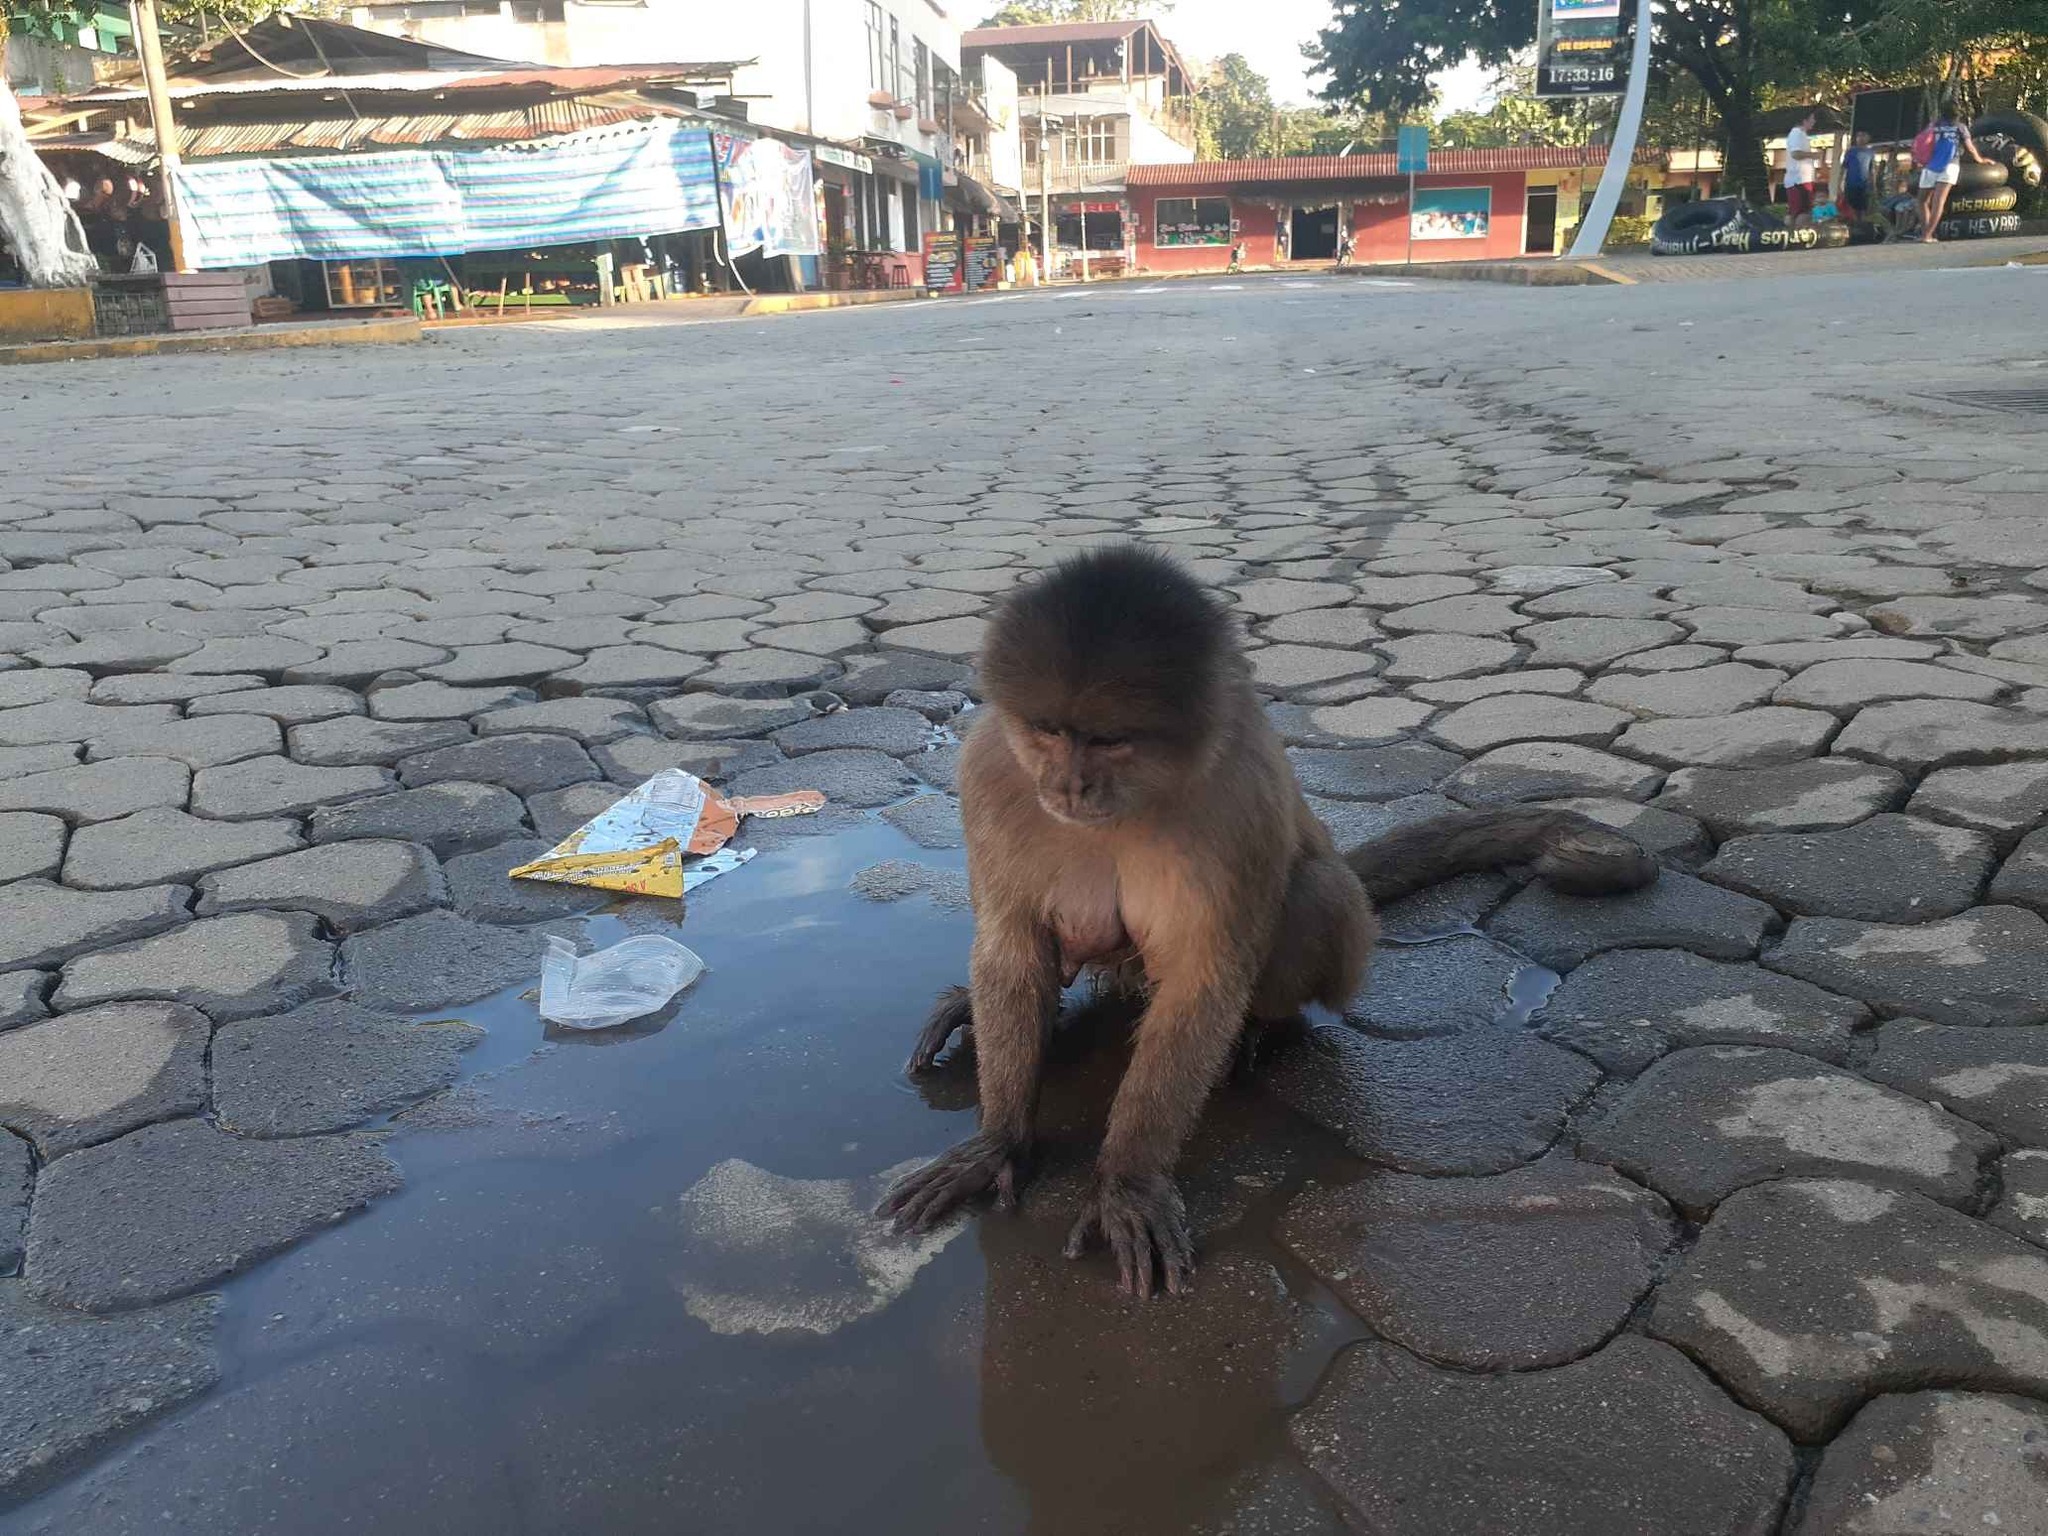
[{"left": 539, "top": 934, "right": 705, "bottom": 1030}]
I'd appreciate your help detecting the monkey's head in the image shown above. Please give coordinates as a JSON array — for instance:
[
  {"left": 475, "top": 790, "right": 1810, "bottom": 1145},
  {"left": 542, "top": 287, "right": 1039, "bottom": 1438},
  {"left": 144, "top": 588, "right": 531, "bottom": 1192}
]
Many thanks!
[{"left": 980, "top": 546, "right": 1237, "bottom": 827}]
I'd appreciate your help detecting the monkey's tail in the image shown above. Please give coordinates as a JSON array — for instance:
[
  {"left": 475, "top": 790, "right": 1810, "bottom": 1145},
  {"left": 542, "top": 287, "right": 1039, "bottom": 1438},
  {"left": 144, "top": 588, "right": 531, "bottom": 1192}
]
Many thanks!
[{"left": 1345, "top": 807, "right": 1658, "bottom": 905}]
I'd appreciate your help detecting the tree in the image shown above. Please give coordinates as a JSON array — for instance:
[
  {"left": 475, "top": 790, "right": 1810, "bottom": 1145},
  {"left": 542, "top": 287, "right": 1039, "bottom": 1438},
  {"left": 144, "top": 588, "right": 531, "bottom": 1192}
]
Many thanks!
[
  {"left": 979, "top": 0, "right": 1163, "bottom": 24},
  {"left": 1433, "top": 67, "right": 1597, "bottom": 148},
  {"left": 1308, "top": 0, "right": 1877, "bottom": 201},
  {"left": 1194, "top": 52, "right": 1274, "bottom": 157}
]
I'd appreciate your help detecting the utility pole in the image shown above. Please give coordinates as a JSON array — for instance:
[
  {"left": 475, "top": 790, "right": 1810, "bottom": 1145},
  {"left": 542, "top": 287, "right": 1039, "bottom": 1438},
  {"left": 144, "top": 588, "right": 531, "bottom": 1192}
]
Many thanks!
[
  {"left": 130, "top": 0, "right": 188, "bottom": 271},
  {"left": 1037, "top": 97, "right": 1058, "bottom": 284}
]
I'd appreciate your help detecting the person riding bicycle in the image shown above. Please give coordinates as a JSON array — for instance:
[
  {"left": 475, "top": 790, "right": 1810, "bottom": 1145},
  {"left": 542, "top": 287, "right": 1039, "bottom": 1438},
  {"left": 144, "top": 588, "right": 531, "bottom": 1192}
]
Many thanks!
[{"left": 1335, "top": 230, "right": 1355, "bottom": 268}]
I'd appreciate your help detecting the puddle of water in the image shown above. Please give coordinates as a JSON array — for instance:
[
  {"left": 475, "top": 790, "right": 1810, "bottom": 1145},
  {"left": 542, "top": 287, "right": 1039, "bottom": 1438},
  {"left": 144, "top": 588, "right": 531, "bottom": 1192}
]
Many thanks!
[{"left": 5, "top": 816, "right": 1375, "bottom": 1536}]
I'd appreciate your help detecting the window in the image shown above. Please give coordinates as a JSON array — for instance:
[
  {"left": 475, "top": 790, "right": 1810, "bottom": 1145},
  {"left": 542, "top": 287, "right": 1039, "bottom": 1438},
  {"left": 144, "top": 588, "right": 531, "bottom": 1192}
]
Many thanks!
[
  {"left": 1071, "top": 116, "right": 1118, "bottom": 165},
  {"left": 890, "top": 17, "right": 903, "bottom": 103},
  {"left": 1154, "top": 197, "right": 1231, "bottom": 246},
  {"left": 866, "top": 2, "right": 886, "bottom": 93},
  {"left": 914, "top": 39, "right": 931, "bottom": 117}
]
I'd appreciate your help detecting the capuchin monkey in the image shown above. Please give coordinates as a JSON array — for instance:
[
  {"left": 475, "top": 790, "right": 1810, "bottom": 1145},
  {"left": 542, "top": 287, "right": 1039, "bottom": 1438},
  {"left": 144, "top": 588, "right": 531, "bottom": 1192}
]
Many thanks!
[{"left": 879, "top": 546, "right": 1655, "bottom": 1297}]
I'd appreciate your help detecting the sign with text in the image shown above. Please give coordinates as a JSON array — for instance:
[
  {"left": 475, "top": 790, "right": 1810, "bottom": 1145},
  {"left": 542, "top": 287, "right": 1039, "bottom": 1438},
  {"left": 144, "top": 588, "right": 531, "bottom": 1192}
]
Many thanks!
[
  {"left": 1396, "top": 124, "right": 1429, "bottom": 174},
  {"left": 965, "top": 234, "right": 1001, "bottom": 289},
  {"left": 923, "top": 230, "right": 963, "bottom": 292},
  {"left": 1536, "top": 0, "right": 1625, "bottom": 97}
]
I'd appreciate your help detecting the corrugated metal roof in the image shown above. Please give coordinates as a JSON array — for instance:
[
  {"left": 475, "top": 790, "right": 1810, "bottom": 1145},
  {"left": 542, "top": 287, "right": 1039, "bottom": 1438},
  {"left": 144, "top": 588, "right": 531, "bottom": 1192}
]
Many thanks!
[
  {"left": 1126, "top": 146, "right": 1654, "bottom": 187},
  {"left": 75, "top": 63, "right": 751, "bottom": 105}
]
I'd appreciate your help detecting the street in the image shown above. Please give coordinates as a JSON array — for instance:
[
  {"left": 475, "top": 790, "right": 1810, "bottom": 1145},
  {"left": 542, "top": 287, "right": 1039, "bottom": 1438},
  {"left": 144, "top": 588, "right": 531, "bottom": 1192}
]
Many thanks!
[{"left": 4, "top": 262, "right": 2048, "bottom": 1534}]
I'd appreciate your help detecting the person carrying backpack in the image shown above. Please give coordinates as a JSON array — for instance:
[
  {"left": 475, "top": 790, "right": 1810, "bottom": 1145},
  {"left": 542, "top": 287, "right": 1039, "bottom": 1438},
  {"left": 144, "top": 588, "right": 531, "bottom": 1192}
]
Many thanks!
[{"left": 1915, "top": 99, "right": 1988, "bottom": 241}]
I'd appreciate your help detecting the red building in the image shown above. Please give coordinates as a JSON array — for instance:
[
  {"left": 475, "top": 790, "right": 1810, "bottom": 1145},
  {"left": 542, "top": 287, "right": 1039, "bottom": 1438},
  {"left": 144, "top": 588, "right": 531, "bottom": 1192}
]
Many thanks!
[{"left": 1127, "top": 146, "right": 1656, "bottom": 271}]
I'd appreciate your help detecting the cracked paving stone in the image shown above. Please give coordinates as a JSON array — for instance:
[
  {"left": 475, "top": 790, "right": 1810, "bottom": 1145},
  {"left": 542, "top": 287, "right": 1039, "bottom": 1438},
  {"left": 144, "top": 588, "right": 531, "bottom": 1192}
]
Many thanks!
[
  {"left": 57, "top": 911, "right": 333, "bottom": 1023},
  {"left": 1487, "top": 870, "right": 1777, "bottom": 971},
  {"left": 1374, "top": 633, "right": 1520, "bottom": 682},
  {"left": 1648, "top": 1178, "right": 2048, "bottom": 1440},
  {"left": 167, "top": 636, "right": 324, "bottom": 676},
  {"left": 1863, "top": 1018, "right": 2048, "bottom": 1147},
  {"left": 1374, "top": 872, "right": 1516, "bottom": 938},
  {"left": 188, "top": 685, "right": 364, "bottom": 725},
  {"left": 213, "top": 999, "right": 484, "bottom": 1138},
  {"left": 1228, "top": 578, "right": 1352, "bottom": 616},
  {"left": 0, "top": 743, "right": 84, "bottom": 783},
  {"left": 1702, "top": 814, "right": 1996, "bottom": 923},
  {"left": 1795, "top": 1390, "right": 2048, "bottom": 1536},
  {"left": 648, "top": 692, "right": 814, "bottom": 740},
  {"left": 340, "top": 910, "right": 550, "bottom": 1011},
  {"left": 1541, "top": 797, "right": 1712, "bottom": 866},
  {"left": 1655, "top": 759, "right": 1907, "bottom": 839},
  {"left": 1263, "top": 1025, "right": 1598, "bottom": 1175},
  {"left": 909, "top": 742, "right": 960, "bottom": 794},
  {"left": 1605, "top": 642, "right": 1729, "bottom": 672},
  {"left": 196, "top": 839, "right": 446, "bottom": 934},
  {"left": 1870, "top": 595, "right": 2048, "bottom": 642},
  {"left": 441, "top": 838, "right": 607, "bottom": 924},
  {"left": 1408, "top": 667, "right": 1584, "bottom": 705},
  {"left": 590, "top": 734, "right": 779, "bottom": 786},
  {"left": 1990, "top": 1151, "right": 2048, "bottom": 1248},
  {"left": 881, "top": 688, "right": 969, "bottom": 722},
  {"left": 1618, "top": 707, "right": 1836, "bottom": 769},
  {"left": 1764, "top": 906, "right": 2048, "bottom": 1027},
  {"left": 1773, "top": 658, "right": 2009, "bottom": 711},
  {"left": 1675, "top": 607, "right": 1841, "bottom": 647},
  {"left": 2, "top": 971, "right": 49, "bottom": 1031},
  {"left": 1291, "top": 1335, "right": 1793, "bottom": 1536},
  {"left": 0, "top": 1287, "right": 219, "bottom": 1502},
  {"left": 1518, "top": 617, "right": 1684, "bottom": 669},
  {"left": 0, "top": 757, "right": 191, "bottom": 823},
  {"left": 1426, "top": 695, "right": 1628, "bottom": 753},
  {"left": 772, "top": 706, "right": 933, "bottom": 758},
  {"left": 1909, "top": 761, "right": 2048, "bottom": 849},
  {"left": 25, "top": 1119, "right": 400, "bottom": 1312},
  {"left": 83, "top": 715, "right": 282, "bottom": 771},
  {"left": 1580, "top": 1046, "right": 1996, "bottom": 1218},
  {"left": 833, "top": 653, "right": 973, "bottom": 705},
  {"left": 0, "top": 1003, "right": 209, "bottom": 1158},
  {"left": 1443, "top": 742, "right": 1662, "bottom": 806},
  {"left": 0, "top": 811, "right": 64, "bottom": 882},
  {"left": 396, "top": 732, "right": 598, "bottom": 797},
  {"left": 189, "top": 755, "right": 391, "bottom": 820},
  {"left": 1989, "top": 828, "right": 2048, "bottom": 917},
  {"left": 1, "top": 881, "right": 189, "bottom": 971},
  {"left": 1278, "top": 1156, "right": 1676, "bottom": 1370},
  {"left": 690, "top": 646, "right": 844, "bottom": 693},
  {"left": 366, "top": 680, "right": 534, "bottom": 721},
  {"left": 1834, "top": 700, "right": 2048, "bottom": 774},
  {"left": 879, "top": 793, "right": 963, "bottom": 850},
  {"left": 1536, "top": 949, "right": 1867, "bottom": 1076},
  {"left": 0, "top": 669, "right": 90, "bottom": 709},
  {"left": 286, "top": 715, "right": 471, "bottom": 767},
  {"left": 309, "top": 781, "right": 528, "bottom": 858},
  {"left": 1256, "top": 608, "right": 1382, "bottom": 648},
  {"left": 1345, "top": 934, "right": 1534, "bottom": 1037},
  {"left": 549, "top": 645, "right": 711, "bottom": 692},
  {"left": 1586, "top": 664, "right": 1787, "bottom": 719},
  {"left": 1285, "top": 743, "right": 1461, "bottom": 801},
  {"left": 472, "top": 696, "right": 645, "bottom": 744},
  {"left": 419, "top": 642, "right": 578, "bottom": 685},
  {"left": 727, "top": 748, "right": 921, "bottom": 809}
]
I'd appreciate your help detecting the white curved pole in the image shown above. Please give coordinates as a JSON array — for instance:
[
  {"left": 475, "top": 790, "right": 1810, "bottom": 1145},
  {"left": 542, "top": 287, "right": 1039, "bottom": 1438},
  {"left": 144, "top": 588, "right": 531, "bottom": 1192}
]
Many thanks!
[{"left": 1566, "top": 0, "right": 1653, "bottom": 259}]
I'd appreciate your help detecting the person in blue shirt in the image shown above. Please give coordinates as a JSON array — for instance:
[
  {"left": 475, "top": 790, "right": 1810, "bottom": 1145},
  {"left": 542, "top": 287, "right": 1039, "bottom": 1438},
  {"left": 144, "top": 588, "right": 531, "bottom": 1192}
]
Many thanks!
[
  {"left": 1840, "top": 130, "right": 1875, "bottom": 220},
  {"left": 1917, "top": 100, "right": 1988, "bottom": 241}
]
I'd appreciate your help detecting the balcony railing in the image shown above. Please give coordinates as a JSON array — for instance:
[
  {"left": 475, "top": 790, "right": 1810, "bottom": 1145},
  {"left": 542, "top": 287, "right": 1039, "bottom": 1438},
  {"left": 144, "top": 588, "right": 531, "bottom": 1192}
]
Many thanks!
[{"left": 1017, "top": 160, "right": 1129, "bottom": 195}]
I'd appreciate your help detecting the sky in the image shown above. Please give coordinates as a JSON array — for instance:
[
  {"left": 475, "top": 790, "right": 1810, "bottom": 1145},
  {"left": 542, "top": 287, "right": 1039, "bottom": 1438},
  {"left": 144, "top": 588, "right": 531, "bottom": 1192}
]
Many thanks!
[{"left": 1157, "top": 0, "right": 1495, "bottom": 116}]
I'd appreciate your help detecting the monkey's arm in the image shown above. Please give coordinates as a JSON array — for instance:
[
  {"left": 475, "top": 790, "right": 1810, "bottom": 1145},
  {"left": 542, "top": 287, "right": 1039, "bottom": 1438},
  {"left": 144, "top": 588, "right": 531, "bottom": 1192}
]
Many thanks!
[{"left": 880, "top": 918, "right": 1059, "bottom": 1231}]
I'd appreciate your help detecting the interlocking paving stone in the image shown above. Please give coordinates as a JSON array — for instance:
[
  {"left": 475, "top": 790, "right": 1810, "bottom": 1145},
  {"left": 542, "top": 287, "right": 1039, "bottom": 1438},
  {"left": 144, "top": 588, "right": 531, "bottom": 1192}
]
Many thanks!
[
  {"left": 1229, "top": 578, "right": 1352, "bottom": 616},
  {"left": 1344, "top": 934, "right": 1534, "bottom": 1037},
  {"left": 1441, "top": 741, "right": 1662, "bottom": 806},
  {"left": 1580, "top": 1046, "right": 1996, "bottom": 1217},
  {"left": 1585, "top": 663, "right": 1787, "bottom": 718},
  {"left": 0, "top": 1003, "right": 209, "bottom": 1158},
  {"left": 833, "top": 652, "right": 973, "bottom": 705},
  {"left": 1862, "top": 1018, "right": 2048, "bottom": 1147},
  {"left": 196, "top": 840, "right": 445, "bottom": 934},
  {"left": 1277, "top": 1157, "right": 1675, "bottom": 1369},
  {"left": 419, "top": 641, "right": 578, "bottom": 685},
  {"left": 1655, "top": 759, "right": 1907, "bottom": 838},
  {"left": 365, "top": 680, "right": 533, "bottom": 721},
  {"left": 82, "top": 714, "right": 282, "bottom": 770},
  {"left": 471, "top": 697, "right": 645, "bottom": 743},
  {"left": 1701, "top": 814, "right": 1996, "bottom": 922},
  {"left": 1794, "top": 1391, "right": 2048, "bottom": 1536},
  {"left": 1291, "top": 1336, "right": 1793, "bottom": 1536},
  {"left": 1649, "top": 1178, "right": 2048, "bottom": 1440},
  {"left": 213, "top": 999, "right": 484, "bottom": 1137},
  {"left": 1536, "top": 949, "right": 1866, "bottom": 1075},
  {"left": 1618, "top": 706, "right": 1836, "bottom": 769},
  {"left": 1988, "top": 828, "right": 2048, "bottom": 917},
  {"left": 1284, "top": 743, "right": 1461, "bottom": 801},
  {"left": 1990, "top": 1150, "right": 2048, "bottom": 1248},
  {"left": 878, "top": 793, "right": 963, "bottom": 850},
  {"left": 188, "top": 755, "right": 391, "bottom": 820},
  {"left": 0, "top": 1287, "right": 219, "bottom": 1501},
  {"left": 1374, "top": 633, "right": 1520, "bottom": 682},
  {"left": 286, "top": 715, "right": 470, "bottom": 767},
  {"left": 771, "top": 707, "right": 934, "bottom": 758},
  {"left": 1541, "top": 796, "right": 1712, "bottom": 866},
  {"left": 880, "top": 687, "right": 969, "bottom": 722},
  {"left": 1, "top": 881, "right": 189, "bottom": 971},
  {"left": 1908, "top": 761, "right": 2048, "bottom": 849},
  {"left": 648, "top": 692, "right": 814, "bottom": 740},
  {"left": 25, "top": 1119, "right": 401, "bottom": 1312},
  {"left": 0, "top": 668, "right": 90, "bottom": 708},
  {"left": 1425, "top": 695, "right": 1628, "bottom": 752},
  {"left": 727, "top": 747, "right": 921, "bottom": 809},
  {"left": 1764, "top": 906, "right": 2048, "bottom": 1027},
  {"left": 1264, "top": 1025, "right": 1598, "bottom": 1175},
  {"left": 692, "top": 645, "right": 846, "bottom": 692},
  {"left": 1, "top": 1132, "right": 26, "bottom": 1269},
  {"left": 166, "top": 636, "right": 323, "bottom": 676},
  {"left": 187, "top": 685, "right": 364, "bottom": 724},
  {"left": 308, "top": 780, "right": 528, "bottom": 858},
  {"left": 1676, "top": 606, "right": 1841, "bottom": 646},
  {"left": 1407, "top": 667, "right": 1583, "bottom": 704},
  {"left": 1833, "top": 699, "right": 2048, "bottom": 774},
  {"left": 0, "top": 810, "right": 64, "bottom": 882},
  {"left": 57, "top": 911, "right": 332, "bottom": 1022},
  {"left": 589, "top": 733, "right": 779, "bottom": 785},
  {"left": 525, "top": 782, "right": 626, "bottom": 842},
  {"left": 1304, "top": 697, "right": 1434, "bottom": 742},
  {"left": 1605, "top": 641, "right": 1729, "bottom": 671},
  {"left": 0, "top": 757, "right": 191, "bottom": 823},
  {"left": 1256, "top": 608, "right": 1382, "bottom": 648},
  {"left": 0, "top": 743, "right": 83, "bottom": 783},
  {"left": 1487, "top": 870, "right": 1777, "bottom": 971},
  {"left": 1, "top": 971, "right": 49, "bottom": 1031},
  {"left": 340, "top": 910, "right": 549, "bottom": 1011},
  {"left": 1518, "top": 617, "right": 1683, "bottom": 669},
  {"left": 1869, "top": 595, "right": 2048, "bottom": 641},
  {"left": 1379, "top": 595, "right": 1526, "bottom": 637},
  {"left": 1772, "top": 657, "right": 2008, "bottom": 710},
  {"left": 1248, "top": 643, "right": 1383, "bottom": 695},
  {"left": 395, "top": 732, "right": 598, "bottom": 798},
  {"left": 441, "top": 838, "right": 607, "bottom": 923}
]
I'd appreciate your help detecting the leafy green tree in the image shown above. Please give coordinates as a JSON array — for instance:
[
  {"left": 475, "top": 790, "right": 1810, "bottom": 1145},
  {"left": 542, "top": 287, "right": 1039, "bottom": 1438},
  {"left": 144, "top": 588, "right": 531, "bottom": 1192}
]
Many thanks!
[
  {"left": 1194, "top": 51, "right": 1274, "bottom": 157},
  {"left": 1433, "top": 68, "right": 1598, "bottom": 148}
]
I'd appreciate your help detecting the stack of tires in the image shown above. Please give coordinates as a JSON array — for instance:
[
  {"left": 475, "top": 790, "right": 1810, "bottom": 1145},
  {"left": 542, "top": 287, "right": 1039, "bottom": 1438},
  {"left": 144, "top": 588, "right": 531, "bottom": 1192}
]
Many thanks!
[
  {"left": 1941, "top": 110, "right": 2047, "bottom": 242},
  {"left": 1649, "top": 198, "right": 1821, "bottom": 256}
]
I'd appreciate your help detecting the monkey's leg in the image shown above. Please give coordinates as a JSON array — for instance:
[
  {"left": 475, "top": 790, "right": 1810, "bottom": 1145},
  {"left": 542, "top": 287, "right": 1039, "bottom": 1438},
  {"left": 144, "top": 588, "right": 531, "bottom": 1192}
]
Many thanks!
[
  {"left": 1064, "top": 974, "right": 1250, "bottom": 1298},
  {"left": 880, "top": 926, "right": 1057, "bottom": 1232},
  {"left": 905, "top": 985, "right": 973, "bottom": 1074}
]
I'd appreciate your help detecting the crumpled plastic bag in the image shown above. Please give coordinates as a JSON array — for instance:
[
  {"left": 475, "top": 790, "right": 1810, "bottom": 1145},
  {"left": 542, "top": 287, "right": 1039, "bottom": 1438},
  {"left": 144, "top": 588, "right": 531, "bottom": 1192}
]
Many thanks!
[{"left": 539, "top": 934, "right": 705, "bottom": 1030}]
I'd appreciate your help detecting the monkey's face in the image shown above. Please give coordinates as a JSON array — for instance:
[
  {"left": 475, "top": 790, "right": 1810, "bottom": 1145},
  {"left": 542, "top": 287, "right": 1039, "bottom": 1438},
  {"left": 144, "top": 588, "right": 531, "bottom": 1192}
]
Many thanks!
[{"left": 1002, "top": 713, "right": 1178, "bottom": 827}]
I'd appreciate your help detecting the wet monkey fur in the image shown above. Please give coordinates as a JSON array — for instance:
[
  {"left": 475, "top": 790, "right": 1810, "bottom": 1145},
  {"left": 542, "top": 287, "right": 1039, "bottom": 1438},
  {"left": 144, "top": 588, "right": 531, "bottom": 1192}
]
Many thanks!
[{"left": 879, "top": 547, "right": 1654, "bottom": 1296}]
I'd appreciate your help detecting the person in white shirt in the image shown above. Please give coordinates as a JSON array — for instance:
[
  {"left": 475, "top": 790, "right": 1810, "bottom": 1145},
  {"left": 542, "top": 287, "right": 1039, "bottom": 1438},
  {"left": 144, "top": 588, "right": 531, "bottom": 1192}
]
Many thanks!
[{"left": 1783, "top": 110, "right": 1820, "bottom": 228}]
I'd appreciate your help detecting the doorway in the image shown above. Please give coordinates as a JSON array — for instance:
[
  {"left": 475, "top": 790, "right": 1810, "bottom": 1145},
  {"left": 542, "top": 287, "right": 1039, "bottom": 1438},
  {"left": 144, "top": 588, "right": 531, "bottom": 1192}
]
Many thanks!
[
  {"left": 1289, "top": 205, "right": 1340, "bottom": 260},
  {"left": 1524, "top": 187, "right": 1558, "bottom": 254}
]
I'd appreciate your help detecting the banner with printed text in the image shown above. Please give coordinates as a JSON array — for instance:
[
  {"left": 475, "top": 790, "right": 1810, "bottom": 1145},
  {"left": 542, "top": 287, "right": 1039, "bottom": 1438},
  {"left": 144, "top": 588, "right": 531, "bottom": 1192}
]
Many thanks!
[{"left": 712, "top": 133, "right": 822, "bottom": 259}]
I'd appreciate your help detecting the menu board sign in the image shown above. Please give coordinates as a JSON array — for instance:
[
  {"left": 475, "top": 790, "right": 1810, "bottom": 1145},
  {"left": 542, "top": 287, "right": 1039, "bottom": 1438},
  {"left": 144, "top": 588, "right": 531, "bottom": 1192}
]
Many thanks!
[
  {"left": 965, "top": 235, "right": 1002, "bottom": 289},
  {"left": 923, "top": 230, "right": 963, "bottom": 292}
]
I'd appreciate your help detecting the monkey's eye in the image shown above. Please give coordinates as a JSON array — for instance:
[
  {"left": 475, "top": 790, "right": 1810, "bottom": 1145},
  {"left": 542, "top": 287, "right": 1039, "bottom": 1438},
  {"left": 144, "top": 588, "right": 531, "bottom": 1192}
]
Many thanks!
[
  {"left": 1083, "top": 735, "right": 1127, "bottom": 750},
  {"left": 1028, "top": 719, "right": 1060, "bottom": 737}
]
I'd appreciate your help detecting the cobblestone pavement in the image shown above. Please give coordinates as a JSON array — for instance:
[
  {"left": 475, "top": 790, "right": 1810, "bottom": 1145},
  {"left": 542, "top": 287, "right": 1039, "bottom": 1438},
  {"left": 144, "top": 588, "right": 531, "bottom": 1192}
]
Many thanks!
[{"left": 4, "top": 265, "right": 2048, "bottom": 1532}]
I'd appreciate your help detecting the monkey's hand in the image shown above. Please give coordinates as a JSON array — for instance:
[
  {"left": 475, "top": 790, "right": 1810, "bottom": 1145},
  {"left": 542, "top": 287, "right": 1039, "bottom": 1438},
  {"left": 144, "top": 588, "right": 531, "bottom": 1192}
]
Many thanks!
[
  {"left": 1063, "top": 1172, "right": 1195, "bottom": 1299},
  {"left": 876, "top": 1132, "right": 1025, "bottom": 1232}
]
